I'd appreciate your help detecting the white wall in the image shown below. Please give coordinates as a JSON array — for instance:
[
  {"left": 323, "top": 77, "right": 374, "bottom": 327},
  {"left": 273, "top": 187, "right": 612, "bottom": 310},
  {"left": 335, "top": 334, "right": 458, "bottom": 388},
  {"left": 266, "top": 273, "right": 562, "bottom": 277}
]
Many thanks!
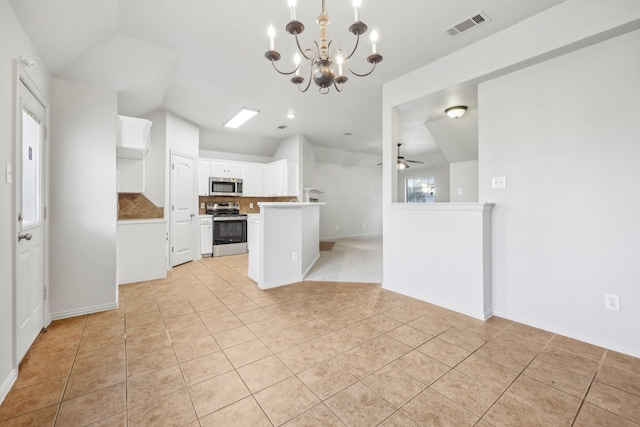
[
  {"left": 450, "top": 160, "right": 478, "bottom": 202},
  {"left": 383, "top": 0, "right": 640, "bottom": 358},
  {"left": 479, "top": 30, "right": 640, "bottom": 357},
  {"left": 199, "top": 149, "right": 272, "bottom": 164},
  {"left": 272, "top": 134, "right": 301, "bottom": 163},
  {"left": 0, "top": 0, "right": 50, "bottom": 401},
  {"left": 314, "top": 162, "right": 382, "bottom": 240},
  {"left": 49, "top": 78, "right": 118, "bottom": 318},
  {"left": 397, "top": 164, "right": 450, "bottom": 203},
  {"left": 142, "top": 110, "right": 167, "bottom": 208},
  {"left": 302, "top": 136, "right": 316, "bottom": 190}
]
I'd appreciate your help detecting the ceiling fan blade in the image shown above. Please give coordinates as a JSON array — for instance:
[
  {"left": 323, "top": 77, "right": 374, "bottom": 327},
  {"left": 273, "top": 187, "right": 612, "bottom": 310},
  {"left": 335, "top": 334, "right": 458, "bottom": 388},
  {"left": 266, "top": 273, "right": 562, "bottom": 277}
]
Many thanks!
[{"left": 406, "top": 160, "right": 424, "bottom": 164}]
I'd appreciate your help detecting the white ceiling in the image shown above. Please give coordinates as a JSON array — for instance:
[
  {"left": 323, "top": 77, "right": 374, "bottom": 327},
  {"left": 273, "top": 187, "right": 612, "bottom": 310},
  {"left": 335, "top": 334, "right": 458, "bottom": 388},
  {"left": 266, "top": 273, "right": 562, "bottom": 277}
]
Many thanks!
[{"left": 9, "top": 0, "right": 566, "bottom": 163}]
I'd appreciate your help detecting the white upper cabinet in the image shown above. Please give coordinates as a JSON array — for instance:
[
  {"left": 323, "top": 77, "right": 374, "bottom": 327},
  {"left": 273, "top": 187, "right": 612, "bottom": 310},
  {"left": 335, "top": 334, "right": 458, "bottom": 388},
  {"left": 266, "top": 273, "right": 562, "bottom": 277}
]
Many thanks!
[
  {"left": 116, "top": 115, "right": 152, "bottom": 159},
  {"left": 198, "top": 158, "right": 298, "bottom": 197},
  {"left": 210, "top": 162, "right": 243, "bottom": 179},
  {"left": 243, "top": 164, "right": 264, "bottom": 197},
  {"left": 198, "top": 160, "right": 211, "bottom": 196},
  {"left": 264, "top": 160, "right": 297, "bottom": 197}
]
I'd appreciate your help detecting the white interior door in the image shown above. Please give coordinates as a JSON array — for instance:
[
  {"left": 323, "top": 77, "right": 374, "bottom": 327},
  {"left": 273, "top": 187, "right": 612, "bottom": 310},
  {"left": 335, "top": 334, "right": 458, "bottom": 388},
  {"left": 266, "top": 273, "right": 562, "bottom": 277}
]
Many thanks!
[
  {"left": 16, "top": 77, "right": 47, "bottom": 362},
  {"left": 171, "top": 151, "right": 196, "bottom": 266}
]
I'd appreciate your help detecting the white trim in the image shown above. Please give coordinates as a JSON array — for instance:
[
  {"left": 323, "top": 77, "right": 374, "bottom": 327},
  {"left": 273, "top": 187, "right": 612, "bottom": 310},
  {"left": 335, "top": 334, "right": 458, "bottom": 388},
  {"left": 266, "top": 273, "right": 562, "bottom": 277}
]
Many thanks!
[
  {"left": 260, "top": 275, "right": 304, "bottom": 289},
  {"left": 383, "top": 283, "right": 490, "bottom": 321},
  {"left": 0, "top": 369, "right": 18, "bottom": 405},
  {"left": 389, "top": 202, "right": 494, "bottom": 212},
  {"left": 492, "top": 310, "right": 639, "bottom": 358},
  {"left": 319, "top": 231, "right": 383, "bottom": 241},
  {"left": 302, "top": 253, "right": 320, "bottom": 278},
  {"left": 50, "top": 302, "right": 119, "bottom": 321}
]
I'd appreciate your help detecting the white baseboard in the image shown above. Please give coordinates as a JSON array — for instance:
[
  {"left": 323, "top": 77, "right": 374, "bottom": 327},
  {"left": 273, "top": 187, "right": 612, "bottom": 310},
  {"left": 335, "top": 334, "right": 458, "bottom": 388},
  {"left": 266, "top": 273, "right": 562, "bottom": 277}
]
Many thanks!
[
  {"left": 382, "top": 283, "right": 489, "bottom": 321},
  {"left": 320, "top": 232, "right": 382, "bottom": 241},
  {"left": 302, "top": 254, "right": 320, "bottom": 278},
  {"left": 0, "top": 369, "right": 17, "bottom": 405},
  {"left": 51, "top": 302, "right": 119, "bottom": 320},
  {"left": 260, "top": 275, "right": 304, "bottom": 289}
]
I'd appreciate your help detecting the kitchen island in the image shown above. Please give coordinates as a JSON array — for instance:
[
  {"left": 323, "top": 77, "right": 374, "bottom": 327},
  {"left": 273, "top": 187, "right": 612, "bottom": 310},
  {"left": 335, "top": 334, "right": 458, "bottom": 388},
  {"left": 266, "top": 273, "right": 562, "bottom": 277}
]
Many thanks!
[{"left": 248, "top": 202, "right": 325, "bottom": 289}]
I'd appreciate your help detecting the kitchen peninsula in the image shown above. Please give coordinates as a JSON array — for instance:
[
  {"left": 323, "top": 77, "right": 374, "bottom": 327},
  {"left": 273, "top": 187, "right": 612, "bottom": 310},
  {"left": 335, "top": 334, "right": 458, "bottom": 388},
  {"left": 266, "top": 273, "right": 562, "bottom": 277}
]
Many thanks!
[{"left": 248, "top": 202, "right": 325, "bottom": 288}]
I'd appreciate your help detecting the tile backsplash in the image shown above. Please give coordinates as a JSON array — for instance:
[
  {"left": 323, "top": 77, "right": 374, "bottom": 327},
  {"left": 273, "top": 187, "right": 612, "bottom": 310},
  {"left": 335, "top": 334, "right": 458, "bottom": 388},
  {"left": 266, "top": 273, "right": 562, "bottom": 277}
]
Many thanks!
[
  {"left": 199, "top": 196, "right": 294, "bottom": 214},
  {"left": 118, "top": 193, "right": 164, "bottom": 220}
]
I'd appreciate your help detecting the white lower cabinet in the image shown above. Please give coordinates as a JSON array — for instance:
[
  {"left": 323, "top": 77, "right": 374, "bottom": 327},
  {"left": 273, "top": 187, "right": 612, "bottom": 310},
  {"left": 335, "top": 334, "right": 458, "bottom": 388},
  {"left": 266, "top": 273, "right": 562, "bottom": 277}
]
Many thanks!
[
  {"left": 117, "top": 220, "right": 167, "bottom": 284},
  {"left": 200, "top": 215, "right": 213, "bottom": 256}
]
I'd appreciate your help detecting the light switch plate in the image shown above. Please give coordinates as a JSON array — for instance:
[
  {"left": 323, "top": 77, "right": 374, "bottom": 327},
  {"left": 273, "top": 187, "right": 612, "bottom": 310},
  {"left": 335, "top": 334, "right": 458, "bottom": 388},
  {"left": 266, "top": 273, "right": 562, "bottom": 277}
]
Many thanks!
[{"left": 492, "top": 176, "right": 506, "bottom": 189}]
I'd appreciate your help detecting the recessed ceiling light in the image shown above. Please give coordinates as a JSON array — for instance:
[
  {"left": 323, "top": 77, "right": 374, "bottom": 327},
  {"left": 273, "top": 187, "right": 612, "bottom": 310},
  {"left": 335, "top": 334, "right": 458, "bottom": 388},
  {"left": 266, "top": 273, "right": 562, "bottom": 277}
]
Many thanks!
[
  {"left": 286, "top": 113, "right": 296, "bottom": 119},
  {"left": 223, "top": 108, "right": 259, "bottom": 128}
]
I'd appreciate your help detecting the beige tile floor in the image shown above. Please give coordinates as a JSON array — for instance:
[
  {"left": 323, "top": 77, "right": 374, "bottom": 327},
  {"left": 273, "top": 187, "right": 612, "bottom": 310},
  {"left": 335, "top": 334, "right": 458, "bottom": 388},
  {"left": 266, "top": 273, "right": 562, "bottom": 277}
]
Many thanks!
[{"left": 1, "top": 254, "right": 640, "bottom": 426}]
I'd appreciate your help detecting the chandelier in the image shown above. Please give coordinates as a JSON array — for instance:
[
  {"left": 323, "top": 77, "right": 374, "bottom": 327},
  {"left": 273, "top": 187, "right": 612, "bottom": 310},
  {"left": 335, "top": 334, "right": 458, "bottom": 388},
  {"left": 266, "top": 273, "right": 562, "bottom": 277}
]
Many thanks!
[{"left": 265, "top": 0, "right": 383, "bottom": 94}]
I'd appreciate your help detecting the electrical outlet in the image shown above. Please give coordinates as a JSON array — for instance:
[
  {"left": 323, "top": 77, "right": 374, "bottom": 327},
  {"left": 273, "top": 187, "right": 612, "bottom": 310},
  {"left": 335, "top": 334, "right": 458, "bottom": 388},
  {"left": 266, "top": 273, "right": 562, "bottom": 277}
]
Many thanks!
[
  {"left": 200, "top": 202, "right": 204, "bottom": 209},
  {"left": 457, "top": 187, "right": 463, "bottom": 196},
  {"left": 492, "top": 176, "right": 507, "bottom": 189},
  {"left": 292, "top": 252, "right": 298, "bottom": 262},
  {"left": 604, "top": 294, "right": 620, "bottom": 311},
  {"left": 335, "top": 225, "right": 339, "bottom": 231},
  {"left": 250, "top": 202, "right": 254, "bottom": 209}
]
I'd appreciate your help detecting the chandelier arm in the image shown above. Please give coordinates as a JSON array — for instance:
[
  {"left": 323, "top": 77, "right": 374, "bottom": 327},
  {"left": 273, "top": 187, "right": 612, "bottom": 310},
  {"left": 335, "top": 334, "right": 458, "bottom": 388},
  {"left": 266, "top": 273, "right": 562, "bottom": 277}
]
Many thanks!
[
  {"left": 346, "top": 61, "right": 378, "bottom": 78},
  {"left": 333, "top": 81, "right": 343, "bottom": 93},
  {"left": 295, "top": 66, "right": 314, "bottom": 93},
  {"left": 343, "top": 33, "right": 362, "bottom": 61},
  {"left": 294, "top": 33, "right": 313, "bottom": 61},
  {"left": 270, "top": 59, "right": 299, "bottom": 76}
]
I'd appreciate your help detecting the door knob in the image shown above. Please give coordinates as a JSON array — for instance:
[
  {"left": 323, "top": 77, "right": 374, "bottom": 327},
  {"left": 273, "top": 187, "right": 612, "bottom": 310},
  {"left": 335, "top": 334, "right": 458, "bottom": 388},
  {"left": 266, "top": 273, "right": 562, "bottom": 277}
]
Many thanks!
[{"left": 18, "top": 233, "right": 32, "bottom": 241}]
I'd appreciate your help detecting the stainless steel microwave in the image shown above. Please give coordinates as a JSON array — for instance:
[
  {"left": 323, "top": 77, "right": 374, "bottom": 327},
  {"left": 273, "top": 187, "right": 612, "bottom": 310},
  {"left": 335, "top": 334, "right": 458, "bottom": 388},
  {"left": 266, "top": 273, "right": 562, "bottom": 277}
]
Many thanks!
[{"left": 209, "top": 177, "right": 243, "bottom": 197}]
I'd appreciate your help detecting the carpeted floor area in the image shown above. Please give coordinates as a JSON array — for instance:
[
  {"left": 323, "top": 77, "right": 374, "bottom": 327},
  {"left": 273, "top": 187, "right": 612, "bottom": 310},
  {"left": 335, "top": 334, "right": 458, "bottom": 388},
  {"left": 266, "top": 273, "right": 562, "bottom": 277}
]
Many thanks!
[{"left": 307, "top": 236, "right": 382, "bottom": 283}]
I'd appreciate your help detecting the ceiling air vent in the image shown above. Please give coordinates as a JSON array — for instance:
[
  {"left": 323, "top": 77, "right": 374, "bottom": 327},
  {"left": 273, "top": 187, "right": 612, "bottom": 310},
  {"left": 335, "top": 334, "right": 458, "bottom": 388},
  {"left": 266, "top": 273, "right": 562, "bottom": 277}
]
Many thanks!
[
  {"left": 445, "top": 11, "right": 490, "bottom": 38},
  {"left": 277, "top": 125, "right": 288, "bottom": 130}
]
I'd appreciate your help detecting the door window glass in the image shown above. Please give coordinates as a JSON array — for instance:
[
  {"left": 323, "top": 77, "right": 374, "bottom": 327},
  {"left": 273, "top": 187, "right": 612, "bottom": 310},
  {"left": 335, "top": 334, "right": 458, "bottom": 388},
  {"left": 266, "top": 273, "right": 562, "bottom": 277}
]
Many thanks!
[{"left": 22, "top": 109, "right": 41, "bottom": 226}]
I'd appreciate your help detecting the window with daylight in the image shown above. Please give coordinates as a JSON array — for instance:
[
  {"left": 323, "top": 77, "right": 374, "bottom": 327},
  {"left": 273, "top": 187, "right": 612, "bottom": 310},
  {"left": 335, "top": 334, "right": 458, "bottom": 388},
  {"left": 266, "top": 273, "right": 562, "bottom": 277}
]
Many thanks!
[{"left": 405, "top": 177, "right": 435, "bottom": 203}]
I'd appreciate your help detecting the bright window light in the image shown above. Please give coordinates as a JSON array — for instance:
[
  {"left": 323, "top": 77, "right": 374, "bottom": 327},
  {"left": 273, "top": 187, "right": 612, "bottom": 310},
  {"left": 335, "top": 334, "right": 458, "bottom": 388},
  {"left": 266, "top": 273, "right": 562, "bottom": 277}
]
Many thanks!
[{"left": 223, "top": 108, "right": 259, "bottom": 128}]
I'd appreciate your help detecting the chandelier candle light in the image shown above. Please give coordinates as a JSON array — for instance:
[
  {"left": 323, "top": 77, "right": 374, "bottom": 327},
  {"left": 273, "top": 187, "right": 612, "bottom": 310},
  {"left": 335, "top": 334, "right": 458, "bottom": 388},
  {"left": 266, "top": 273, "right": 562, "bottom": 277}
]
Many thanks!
[{"left": 265, "top": 0, "right": 383, "bottom": 94}]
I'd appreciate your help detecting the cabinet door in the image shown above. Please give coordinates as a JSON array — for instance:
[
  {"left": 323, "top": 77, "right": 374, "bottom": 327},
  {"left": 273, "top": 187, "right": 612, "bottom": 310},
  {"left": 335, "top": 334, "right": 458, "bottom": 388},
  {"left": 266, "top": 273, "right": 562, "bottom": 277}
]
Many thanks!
[
  {"left": 210, "top": 162, "right": 243, "bottom": 179},
  {"left": 243, "top": 164, "right": 264, "bottom": 196},
  {"left": 198, "top": 160, "right": 211, "bottom": 196},
  {"left": 200, "top": 218, "right": 212, "bottom": 255},
  {"left": 264, "top": 161, "right": 287, "bottom": 196}
]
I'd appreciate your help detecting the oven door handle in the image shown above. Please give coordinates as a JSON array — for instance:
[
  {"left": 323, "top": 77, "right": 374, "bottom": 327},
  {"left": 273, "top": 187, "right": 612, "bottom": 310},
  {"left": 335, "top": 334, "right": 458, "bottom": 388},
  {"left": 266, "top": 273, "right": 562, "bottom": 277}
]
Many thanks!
[{"left": 213, "top": 217, "right": 247, "bottom": 221}]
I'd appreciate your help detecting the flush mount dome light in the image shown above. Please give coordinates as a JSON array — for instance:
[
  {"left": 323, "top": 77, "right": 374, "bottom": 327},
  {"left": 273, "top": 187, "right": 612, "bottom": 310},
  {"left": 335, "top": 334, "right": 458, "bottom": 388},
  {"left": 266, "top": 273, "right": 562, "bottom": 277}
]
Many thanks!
[
  {"left": 224, "top": 108, "right": 259, "bottom": 128},
  {"left": 445, "top": 105, "right": 467, "bottom": 119}
]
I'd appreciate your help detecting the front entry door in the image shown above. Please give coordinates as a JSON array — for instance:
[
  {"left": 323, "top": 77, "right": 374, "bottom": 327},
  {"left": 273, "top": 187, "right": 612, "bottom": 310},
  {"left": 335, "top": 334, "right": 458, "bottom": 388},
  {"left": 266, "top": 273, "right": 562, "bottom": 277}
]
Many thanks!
[
  {"left": 16, "top": 77, "right": 47, "bottom": 362},
  {"left": 171, "top": 151, "right": 196, "bottom": 266}
]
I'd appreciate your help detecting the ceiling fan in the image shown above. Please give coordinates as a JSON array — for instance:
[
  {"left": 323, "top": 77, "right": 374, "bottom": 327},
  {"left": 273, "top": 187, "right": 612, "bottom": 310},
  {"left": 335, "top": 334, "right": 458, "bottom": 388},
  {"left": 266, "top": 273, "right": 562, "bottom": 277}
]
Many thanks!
[{"left": 378, "top": 143, "right": 425, "bottom": 169}]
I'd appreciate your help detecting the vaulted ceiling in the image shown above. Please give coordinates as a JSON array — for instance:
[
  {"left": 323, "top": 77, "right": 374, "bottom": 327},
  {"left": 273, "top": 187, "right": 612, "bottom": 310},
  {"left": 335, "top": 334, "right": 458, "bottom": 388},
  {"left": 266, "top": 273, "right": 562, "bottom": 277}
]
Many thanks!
[{"left": 10, "top": 0, "right": 566, "bottom": 165}]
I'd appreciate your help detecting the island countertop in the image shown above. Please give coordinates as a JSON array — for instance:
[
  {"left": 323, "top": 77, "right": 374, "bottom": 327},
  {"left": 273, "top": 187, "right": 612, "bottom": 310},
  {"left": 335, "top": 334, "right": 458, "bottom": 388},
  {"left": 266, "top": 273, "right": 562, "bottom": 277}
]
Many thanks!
[{"left": 257, "top": 202, "right": 326, "bottom": 208}]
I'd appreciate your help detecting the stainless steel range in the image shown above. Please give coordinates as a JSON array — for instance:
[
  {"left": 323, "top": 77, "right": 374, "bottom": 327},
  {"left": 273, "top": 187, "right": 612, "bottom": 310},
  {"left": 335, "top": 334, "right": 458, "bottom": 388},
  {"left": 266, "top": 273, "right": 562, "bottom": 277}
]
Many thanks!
[{"left": 206, "top": 202, "right": 248, "bottom": 257}]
